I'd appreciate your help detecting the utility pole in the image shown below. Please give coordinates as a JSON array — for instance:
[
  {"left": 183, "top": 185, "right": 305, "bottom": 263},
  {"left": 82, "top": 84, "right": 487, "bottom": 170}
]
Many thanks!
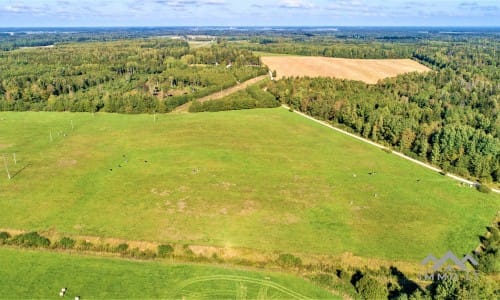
[{"left": 3, "top": 155, "right": 11, "bottom": 180}]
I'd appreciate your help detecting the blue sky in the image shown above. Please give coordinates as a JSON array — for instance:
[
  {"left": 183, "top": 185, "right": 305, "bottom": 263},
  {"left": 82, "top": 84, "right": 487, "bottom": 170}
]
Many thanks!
[{"left": 0, "top": 0, "right": 498, "bottom": 27}]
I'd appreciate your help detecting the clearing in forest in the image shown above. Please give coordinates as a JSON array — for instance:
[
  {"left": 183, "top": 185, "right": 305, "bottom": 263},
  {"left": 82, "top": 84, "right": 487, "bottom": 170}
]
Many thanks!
[{"left": 261, "top": 56, "right": 430, "bottom": 84}]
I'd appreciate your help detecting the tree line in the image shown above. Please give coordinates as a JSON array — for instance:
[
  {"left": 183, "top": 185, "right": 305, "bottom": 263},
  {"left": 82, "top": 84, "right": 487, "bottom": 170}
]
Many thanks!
[{"left": 266, "top": 41, "right": 499, "bottom": 183}]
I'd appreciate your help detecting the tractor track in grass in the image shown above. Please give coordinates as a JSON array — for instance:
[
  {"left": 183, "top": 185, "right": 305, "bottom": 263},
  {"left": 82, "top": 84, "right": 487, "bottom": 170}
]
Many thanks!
[{"left": 171, "top": 275, "right": 311, "bottom": 299}]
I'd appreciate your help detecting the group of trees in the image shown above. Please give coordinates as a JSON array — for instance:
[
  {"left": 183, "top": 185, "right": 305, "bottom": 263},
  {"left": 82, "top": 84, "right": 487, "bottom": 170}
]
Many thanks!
[
  {"left": 476, "top": 222, "right": 499, "bottom": 274},
  {"left": 239, "top": 40, "right": 417, "bottom": 59},
  {"left": 189, "top": 84, "right": 279, "bottom": 112},
  {"left": 0, "top": 39, "right": 267, "bottom": 113},
  {"left": 265, "top": 41, "right": 499, "bottom": 183}
]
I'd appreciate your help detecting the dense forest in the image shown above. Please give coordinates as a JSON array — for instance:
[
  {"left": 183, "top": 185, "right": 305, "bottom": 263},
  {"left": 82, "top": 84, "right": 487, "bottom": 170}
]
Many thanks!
[
  {"left": 265, "top": 41, "right": 499, "bottom": 183},
  {"left": 0, "top": 39, "right": 266, "bottom": 113}
]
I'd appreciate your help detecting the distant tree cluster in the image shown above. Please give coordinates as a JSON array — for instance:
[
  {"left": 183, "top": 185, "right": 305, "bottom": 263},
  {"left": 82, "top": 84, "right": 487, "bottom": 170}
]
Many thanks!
[
  {"left": 0, "top": 39, "right": 266, "bottom": 113},
  {"left": 239, "top": 41, "right": 416, "bottom": 59}
]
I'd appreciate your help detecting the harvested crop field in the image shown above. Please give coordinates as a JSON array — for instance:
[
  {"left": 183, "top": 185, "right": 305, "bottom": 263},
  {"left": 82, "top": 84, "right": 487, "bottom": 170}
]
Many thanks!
[{"left": 261, "top": 56, "right": 430, "bottom": 84}]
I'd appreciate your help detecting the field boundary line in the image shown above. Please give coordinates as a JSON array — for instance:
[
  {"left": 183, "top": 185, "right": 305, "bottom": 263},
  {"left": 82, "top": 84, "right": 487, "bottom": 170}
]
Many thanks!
[{"left": 282, "top": 105, "right": 499, "bottom": 194}]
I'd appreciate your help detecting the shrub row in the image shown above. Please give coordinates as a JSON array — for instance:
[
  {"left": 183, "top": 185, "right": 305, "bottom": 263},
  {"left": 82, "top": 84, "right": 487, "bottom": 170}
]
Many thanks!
[
  {"left": 5, "top": 230, "right": 495, "bottom": 299},
  {"left": 0, "top": 231, "right": 175, "bottom": 260}
]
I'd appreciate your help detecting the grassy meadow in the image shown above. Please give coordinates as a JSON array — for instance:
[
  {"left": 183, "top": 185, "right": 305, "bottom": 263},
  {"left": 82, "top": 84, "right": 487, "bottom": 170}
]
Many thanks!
[
  {"left": 0, "top": 109, "right": 498, "bottom": 261},
  {"left": 0, "top": 248, "right": 335, "bottom": 299}
]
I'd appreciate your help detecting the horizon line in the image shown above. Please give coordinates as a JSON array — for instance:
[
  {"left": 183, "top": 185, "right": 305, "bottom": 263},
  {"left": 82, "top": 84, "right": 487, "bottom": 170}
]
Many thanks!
[{"left": 0, "top": 25, "right": 499, "bottom": 29}]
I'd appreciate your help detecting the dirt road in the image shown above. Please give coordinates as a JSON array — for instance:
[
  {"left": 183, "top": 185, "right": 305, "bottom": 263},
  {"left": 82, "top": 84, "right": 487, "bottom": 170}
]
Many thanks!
[{"left": 174, "top": 75, "right": 268, "bottom": 113}]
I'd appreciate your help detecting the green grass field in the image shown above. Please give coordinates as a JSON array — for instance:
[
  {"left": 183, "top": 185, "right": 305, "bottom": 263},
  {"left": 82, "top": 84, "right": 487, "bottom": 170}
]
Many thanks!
[
  {"left": 0, "top": 248, "right": 335, "bottom": 299},
  {"left": 0, "top": 109, "right": 497, "bottom": 261}
]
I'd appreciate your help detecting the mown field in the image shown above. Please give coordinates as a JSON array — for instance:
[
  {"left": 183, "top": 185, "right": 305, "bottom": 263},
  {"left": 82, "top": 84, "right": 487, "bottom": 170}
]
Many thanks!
[
  {"left": 261, "top": 56, "right": 430, "bottom": 84},
  {"left": 0, "top": 109, "right": 497, "bottom": 261},
  {"left": 0, "top": 248, "right": 335, "bottom": 299}
]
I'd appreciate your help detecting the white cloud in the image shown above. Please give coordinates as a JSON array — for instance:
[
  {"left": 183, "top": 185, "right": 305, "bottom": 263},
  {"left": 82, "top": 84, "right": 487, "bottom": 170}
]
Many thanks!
[{"left": 279, "top": 0, "right": 314, "bottom": 9}]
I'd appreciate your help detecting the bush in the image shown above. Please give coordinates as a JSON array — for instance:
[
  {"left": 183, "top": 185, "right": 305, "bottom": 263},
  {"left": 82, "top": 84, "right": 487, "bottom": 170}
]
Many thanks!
[
  {"left": 355, "top": 275, "right": 388, "bottom": 300},
  {"left": 128, "top": 247, "right": 156, "bottom": 259},
  {"left": 0, "top": 231, "right": 11, "bottom": 240},
  {"left": 75, "top": 240, "right": 93, "bottom": 251},
  {"left": 382, "top": 148, "right": 392, "bottom": 154},
  {"left": 115, "top": 243, "right": 129, "bottom": 253},
  {"left": 310, "top": 273, "right": 333, "bottom": 286},
  {"left": 477, "top": 251, "right": 499, "bottom": 273},
  {"left": 158, "top": 244, "right": 174, "bottom": 258},
  {"left": 477, "top": 184, "right": 492, "bottom": 194},
  {"left": 276, "top": 253, "right": 302, "bottom": 268},
  {"left": 409, "top": 290, "right": 431, "bottom": 300},
  {"left": 56, "top": 237, "right": 76, "bottom": 249},
  {"left": 11, "top": 232, "right": 50, "bottom": 248},
  {"left": 336, "top": 269, "right": 351, "bottom": 282},
  {"left": 183, "top": 244, "right": 194, "bottom": 256},
  {"left": 0, "top": 231, "right": 11, "bottom": 245}
]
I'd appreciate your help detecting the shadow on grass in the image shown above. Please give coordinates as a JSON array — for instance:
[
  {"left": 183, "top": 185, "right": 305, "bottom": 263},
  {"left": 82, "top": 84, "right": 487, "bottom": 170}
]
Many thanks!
[{"left": 389, "top": 266, "right": 421, "bottom": 298}]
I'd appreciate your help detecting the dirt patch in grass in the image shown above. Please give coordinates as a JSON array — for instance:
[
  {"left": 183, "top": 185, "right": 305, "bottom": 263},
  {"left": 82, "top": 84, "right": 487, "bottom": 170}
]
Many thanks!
[
  {"left": 151, "top": 188, "right": 171, "bottom": 197},
  {"left": 238, "top": 200, "right": 258, "bottom": 216},
  {"left": 57, "top": 159, "right": 77, "bottom": 167},
  {"left": 177, "top": 199, "right": 188, "bottom": 212},
  {"left": 261, "top": 56, "right": 430, "bottom": 84}
]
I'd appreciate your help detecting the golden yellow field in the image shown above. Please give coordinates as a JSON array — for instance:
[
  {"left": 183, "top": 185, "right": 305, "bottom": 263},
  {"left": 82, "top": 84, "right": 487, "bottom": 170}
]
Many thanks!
[{"left": 261, "top": 56, "right": 430, "bottom": 84}]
